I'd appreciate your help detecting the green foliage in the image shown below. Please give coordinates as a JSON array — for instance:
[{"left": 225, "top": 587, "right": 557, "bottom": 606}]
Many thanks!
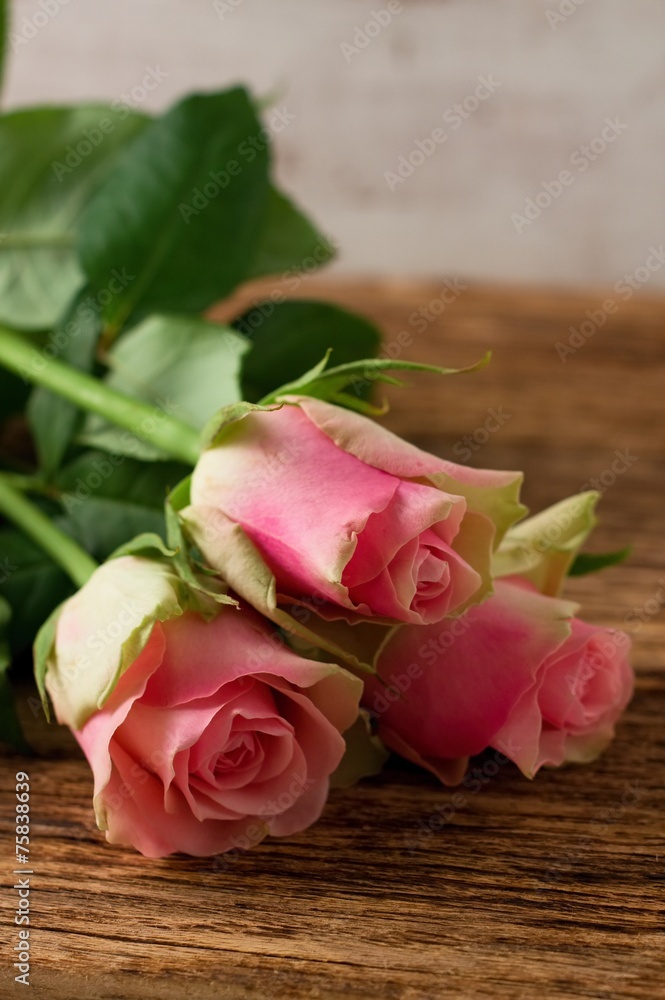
[
  {"left": 101, "top": 315, "right": 248, "bottom": 428},
  {"left": 0, "top": 526, "right": 72, "bottom": 653},
  {"left": 0, "top": 595, "right": 31, "bottom": 751},
  {"left": 569, "top": 547, "right": 632, "bottom": 576},
  {"left": 27, "top": 290, "right": 102, "bottom": 478},
  {"left": 247, "top": 188, "right": 334, "bottom": 280},
  {"left": 78, "top": 89, "right": 271, "bottom": 331},
  {"left": 56, "top": 451, "right": 188, "bottom": 559},
  {"left": 239, "top": 300, "right": 381, "bottom": 401},
  {"left": 260, "top": 350, "right": 492, "bottom": 408},
  {"left": 0, "top": 105, "right": 148, "bottom": 329}
]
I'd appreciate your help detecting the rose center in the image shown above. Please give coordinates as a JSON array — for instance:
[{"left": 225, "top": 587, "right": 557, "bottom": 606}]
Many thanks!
[
  {"left": 415, "top": 546, "right": 449, "bottom": 594},
  {"left": 213, "top": 733, "right": 256, "bottom": 772}
]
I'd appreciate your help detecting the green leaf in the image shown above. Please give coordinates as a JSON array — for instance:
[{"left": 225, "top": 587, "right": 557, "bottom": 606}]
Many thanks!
[
  {"left": 96, "top": 314, "right": 249, "bottom": 429},
  {"left": 27, "top": 290, "right": 102, "bottom": 478},
  {"left": 0, "top": 368, "right": 30, "bottom": 423},
  {"left": 56, "top": 450, "right": 187, "bottom": 559},
  {"left": 57, "top": 449, "right": 186, "bottom": 502},
  {"left": 260, "top": 350, "right": 492, "bottom": 406},
  {"left": 0, "top": 594, "right": 31, "bottom": 751},
  {"left": 247, "top": 187, "right": 334, "bottom": 280},
  {"left": 164, "top": 476, "right": 236, "bottom": 609},
  {"left": 78, "top": 88, "right": 271, "bottom": 332},
  {"left": 494, "top": 491, "right": 600, "bottom": 597},
  {"left": 62, "top": 496, "right": 166, "bottom": 560},
  {"left": 239, "top": 301, "right": 381, "bottom": 401},
  {"left": 0, "top": 527, "right": 72, "bottom": 653},
  {"left": 33, "top": 602, "right": 61, "bottom": 722},
  {"left": 324, "top": 390, "right": 389, "bottom": 417},
  {"left": 330, "top": 711, "right": 389, "bottom": 789},
  {"left": 76, "top": 425, "right": 170, "bottom": 462},
  {"left": 109, "top": 533, "right": 175, "bottom": 562},
  {"left": 569, "top": 546, "right": 632, "bottom": 577},
  {"left": 165, "top": 477, "right": 190, "bottom": 553},
  {"left": 200, "top": 400, "right": 283, "bottom": 451},
  {"left": 166, "top": 473, "right": 192, "bottom": 517},
  {"left": 0, "top": 105, "right": 149, "bottom": 330}
]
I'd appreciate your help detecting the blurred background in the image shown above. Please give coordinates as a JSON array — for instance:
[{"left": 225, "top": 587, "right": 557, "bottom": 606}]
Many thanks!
[{"left": 5, "top": 0, "right": 665, "bottom": 289}]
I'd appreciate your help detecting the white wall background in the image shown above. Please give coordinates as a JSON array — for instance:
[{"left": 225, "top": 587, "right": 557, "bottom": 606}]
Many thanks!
[{"left": 5, "top": 0, "right": 665, "bottom": 288}]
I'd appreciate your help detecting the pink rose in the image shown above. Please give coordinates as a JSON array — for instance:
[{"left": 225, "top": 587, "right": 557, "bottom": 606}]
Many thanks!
[
  {"left": 366, "top": 578, "right": 633, "bottom": 782},
  {"left": 42, "top": 556, "right": 361, "bottom": 858},
  {"left": 189, "top": 396, "right": 524, "bottom": 626}
]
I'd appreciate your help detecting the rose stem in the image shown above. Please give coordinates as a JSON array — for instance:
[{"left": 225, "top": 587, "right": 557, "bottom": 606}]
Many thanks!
[
  {"left": 0, "top": 474, "right": 98, "bottom": 587},
  {"left": 0, "top": 325, "right": 200, "bottom": 465}
]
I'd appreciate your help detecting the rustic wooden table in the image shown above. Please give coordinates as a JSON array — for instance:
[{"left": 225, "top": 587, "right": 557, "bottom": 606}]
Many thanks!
[{"left": 2, "top": 280, "right": 664, "bottom": 999}]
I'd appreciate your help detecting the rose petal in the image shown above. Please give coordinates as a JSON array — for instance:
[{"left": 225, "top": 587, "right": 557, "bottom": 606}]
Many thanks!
[
  {"left": 75, "top": 624, "right": 166, "bottom": 829},
  {"left": 192, "top": 404, "right": 399, "bottom": 599},
  {"left": 104, "top": 741, "right": 270, "bottom": 858},
  {"left": 369, "top": 580, "right": 574, "bottom": 761},
  {"left": 285, "top": 395, "right": 525, "bottom": 544},
  {"left": 266, "top": 777, "right": 331, "bottom": 838}
]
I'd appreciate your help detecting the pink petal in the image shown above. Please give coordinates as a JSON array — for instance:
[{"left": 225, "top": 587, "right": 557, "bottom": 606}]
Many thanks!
[
  {"left": 75, "top": 625, "right": 166, "bottom": 815},
  {"left": 138, "top": 606, "right": 360, "bottom": 719},
  {"left": 104, "top": 741, "right": 270, "bottom": 858},
  {"left": 267, "top": 777, "right": 332, "bottom": 838},
  {"left": 191, "top": 404, "right": 399, "bottom": 600},
  {"left": 289, "top": 395, "right": 522, "bottom": 518},
  {"left": 369, "top": 580, "right": 574, "bottom": 761}
]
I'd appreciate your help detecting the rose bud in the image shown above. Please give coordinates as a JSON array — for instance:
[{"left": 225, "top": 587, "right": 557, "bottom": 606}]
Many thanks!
[
  {"left": 365, "top": 578, "right": 633, "bottom": 783},
  {"left": 39, "top": 555, "right": 361, "bottom": 858},
  {"left": 493, "top": 490, "right": 600, "bottom": 595},
  {"left": 187, "top": 396, "right": 524, "bottom": 629}
]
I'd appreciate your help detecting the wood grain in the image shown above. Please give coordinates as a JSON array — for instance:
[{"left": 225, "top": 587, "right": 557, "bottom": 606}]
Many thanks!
[{"left": 2, "top": 280, "right": 664, "bottom": 1000}]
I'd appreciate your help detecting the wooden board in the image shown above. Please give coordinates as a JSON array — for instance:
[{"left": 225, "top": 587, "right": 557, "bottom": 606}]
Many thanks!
[{"left": 2, "top": 280, "right": 664, "bottom": 999}]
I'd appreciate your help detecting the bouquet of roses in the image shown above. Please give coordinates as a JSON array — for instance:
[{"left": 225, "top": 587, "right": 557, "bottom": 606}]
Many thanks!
[{"left": 0, "top": 76, "right": 633, "bottom": 858}]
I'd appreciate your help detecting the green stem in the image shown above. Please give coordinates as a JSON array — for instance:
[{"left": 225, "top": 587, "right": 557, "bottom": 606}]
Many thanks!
[
  {"left": 0, "top": 326, "right": 200, "bottom": 465},
  {"left": 0, "top": 476, "right": 97, "bottom": 588},
  {"left": 1, "top": 473, "right": 61, "bottom": 499}
]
